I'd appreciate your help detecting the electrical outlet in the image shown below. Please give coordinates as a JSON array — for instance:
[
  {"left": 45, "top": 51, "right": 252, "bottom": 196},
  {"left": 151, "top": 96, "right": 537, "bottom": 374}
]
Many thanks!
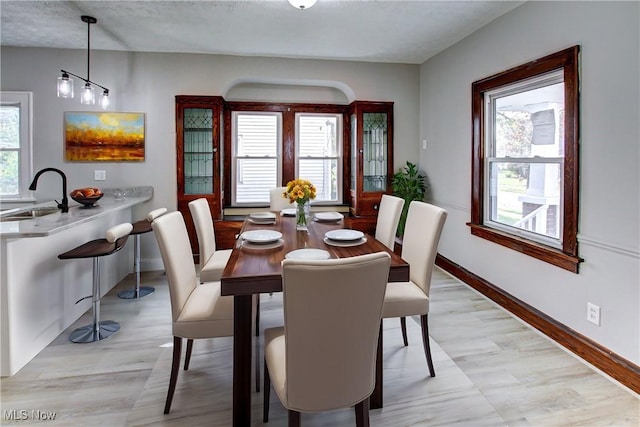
[
  {"left": 94, "top": 170, "right": 106, "bottom": 181},
  {"left": 587, "top": 302, "right": 600, "bottom": 326},
  {"left": 422, "top": 139, "right": 427, "bottom": 150}
]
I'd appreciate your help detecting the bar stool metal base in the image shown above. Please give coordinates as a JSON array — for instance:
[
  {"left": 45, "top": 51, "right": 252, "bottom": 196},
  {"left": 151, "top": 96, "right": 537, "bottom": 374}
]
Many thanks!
[
  {"left": 117, "top": 286, "right": 155, "bottom": 299},
  {"left": 118, "top": 231, "right": 155, "bottom": 299},
  {"left": 69, "top": 320, "right": 120, "bottom": 343}
]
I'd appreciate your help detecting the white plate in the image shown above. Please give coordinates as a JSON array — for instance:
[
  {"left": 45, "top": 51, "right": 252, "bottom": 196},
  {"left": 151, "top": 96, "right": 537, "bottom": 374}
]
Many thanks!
[
  {"left": 248, "top": 217, "right": 276, "bottom": 225},
  {"left": 324, "top": 236, "right": 367, "bottom": 247},
  {"left": 241, "top": 230, "right": 283, "bottom": 244},
  {"left": 285, "top": 249, "right": 331, "bottom": 260},
  {"left": 250, "top": 212, "right": 276, "bottom": 220},
  {"left": 325, "top": 229, "right": 364, "bottom": 241},
  {"left": 241, "top": 239, "right": 284, "bottom": 250},
  {"left": 281, "top": 208, "right": 297, "bottom": 216},
  {"left": 314, "top": 211, "right": 343, "bottom": 222}
]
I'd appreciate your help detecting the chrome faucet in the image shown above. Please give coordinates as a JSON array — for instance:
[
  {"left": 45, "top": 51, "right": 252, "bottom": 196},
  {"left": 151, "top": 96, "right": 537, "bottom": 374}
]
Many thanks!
[{"left": 28, "top": 168, "right": 69, "bottom": 213}]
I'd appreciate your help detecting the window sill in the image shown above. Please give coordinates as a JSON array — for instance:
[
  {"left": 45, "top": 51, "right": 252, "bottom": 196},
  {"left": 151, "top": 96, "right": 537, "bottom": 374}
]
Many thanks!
[{"left": 467, "top": 223, "right": 582, "bottom": 274}]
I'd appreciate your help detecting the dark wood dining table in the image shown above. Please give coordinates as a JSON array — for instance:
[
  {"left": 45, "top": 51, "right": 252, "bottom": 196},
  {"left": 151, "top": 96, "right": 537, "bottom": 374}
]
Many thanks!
[{"left": 220, "top": 212, "right": 409, "bottom": 426}]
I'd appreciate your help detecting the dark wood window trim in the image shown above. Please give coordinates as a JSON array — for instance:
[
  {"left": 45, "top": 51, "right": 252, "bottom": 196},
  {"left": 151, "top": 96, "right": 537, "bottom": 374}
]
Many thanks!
[
  {"left": 469, "top": 46, "right": 582, "bottom": 273},
  {"left": 222, "top": 101, "right": 350, "bottom": 207}
]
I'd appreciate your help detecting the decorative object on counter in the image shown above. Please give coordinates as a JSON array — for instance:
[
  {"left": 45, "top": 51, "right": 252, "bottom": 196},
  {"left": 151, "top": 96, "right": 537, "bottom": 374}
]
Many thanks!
[
  {"left": 284, "top": 178, "right": 316, "bottom": 231},
  {"left": 113, "top": 188, "right": 128, "bottom": 201},
  {"left": 70, "top": 187, "right": 103, "bottom": 208},
  {"left": 58, "top": 222, "right": 133, "bottom": 343},
  {"left": 118, "top": 207, "right": 168, "bottom": 300},
  {"left": 28, "top": 167, "right": 69, "bottom": 213},
  {"left": 56, "top": 16, "right": 110, "bottom": 109},
  {"left": 392, "top": 161, "right": 426, "bottom": 237},
  {"left": 64, "top": 112, "right": 145, "bottom": 162}
]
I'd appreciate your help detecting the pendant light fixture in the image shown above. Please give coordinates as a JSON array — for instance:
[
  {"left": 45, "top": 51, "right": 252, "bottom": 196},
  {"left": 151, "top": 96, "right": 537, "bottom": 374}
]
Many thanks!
[
  {"left": 56, "top": 15, "right": 110, "bottom": 109},
  {"left": 288, "top": 0, "right": 317, "bottom": 10}
]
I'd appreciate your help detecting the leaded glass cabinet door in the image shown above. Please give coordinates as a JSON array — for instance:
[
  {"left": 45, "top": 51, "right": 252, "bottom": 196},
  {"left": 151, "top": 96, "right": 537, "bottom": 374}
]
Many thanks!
[
  {"left": 176, "top": 96, "right": 223, "bottom": 260},
  {"left": 349, "top": 101, "right": 394, "bottom": 217}
]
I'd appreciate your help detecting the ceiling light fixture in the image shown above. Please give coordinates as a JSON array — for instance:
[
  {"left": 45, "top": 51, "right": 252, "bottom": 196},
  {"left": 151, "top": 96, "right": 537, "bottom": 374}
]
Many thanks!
[
  {"left": 57, "top": 15, "right": 110, "bottom": 110},
  {"left": 288, "top": 0, "right": 317, "bottom": 10}
]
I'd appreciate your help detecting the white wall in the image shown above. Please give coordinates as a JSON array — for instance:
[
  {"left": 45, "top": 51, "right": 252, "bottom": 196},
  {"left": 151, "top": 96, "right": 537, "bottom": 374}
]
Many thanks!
[
  {"left": 1, "top": 48, "right": 420, "bottom": 269},
  {"left": 419, "top": 1, "right": 639, "bottom": 364}
]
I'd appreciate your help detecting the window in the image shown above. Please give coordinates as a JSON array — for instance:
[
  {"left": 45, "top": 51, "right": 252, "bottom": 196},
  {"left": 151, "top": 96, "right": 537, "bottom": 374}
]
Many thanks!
[
  {"left": 232, "top": 112, "right": 281, "bottom": 205},
  {"left": 225, "top": 102, "right": 347, "bottom": 207},
  {"left": 0, "top": 92, "right": 32, "bottom": 200},
  {"left": 296, "top": 113, "right": 342, "bottom": 203},
  {"left": 470, "top": 46, "right": 581, "bottom": 273}
]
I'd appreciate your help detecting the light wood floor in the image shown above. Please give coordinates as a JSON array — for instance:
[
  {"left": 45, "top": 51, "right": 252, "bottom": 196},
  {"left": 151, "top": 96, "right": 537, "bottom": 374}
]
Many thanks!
[{"left": 1, "top": 268, "right": 638, "bottom": 426}]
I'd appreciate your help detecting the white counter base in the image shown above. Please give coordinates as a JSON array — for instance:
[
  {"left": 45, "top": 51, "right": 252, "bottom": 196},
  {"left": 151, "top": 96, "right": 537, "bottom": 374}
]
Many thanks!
[{"left": 1, "top": 188, "right": 152, "bottom": 376}]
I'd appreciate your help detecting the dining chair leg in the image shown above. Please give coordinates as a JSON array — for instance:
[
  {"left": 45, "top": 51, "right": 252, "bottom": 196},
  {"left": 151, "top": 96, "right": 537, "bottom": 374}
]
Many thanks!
[
  {"left": 400, "top": 317, "right": 408, "bottom": 346},
  {"left": 184, "top": 338, "right": 193, "bottom": 370},
  {"left": 255, "top": 295, "right": 260, "bottom": 337},
  {"left": 164, "top": 336, "right": 182, "bottom": 414},
  {"left": 420, "top": 314, "right": 435, "bottom": 377},
  {"left": 263, "top": 360, "right": 270, "bottom": 422},
  {"left": 354, "top": 397, "right": 370, "bottom": 427},
  {"left": 255, "top": 339, "right": 260, "bottom": 393},
  {"left": 288, "top": 410, "right": 301, "bottom": 427}
]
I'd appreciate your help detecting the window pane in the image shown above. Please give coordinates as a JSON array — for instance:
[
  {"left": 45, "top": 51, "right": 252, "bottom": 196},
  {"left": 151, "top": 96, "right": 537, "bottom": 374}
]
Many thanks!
[
  {"left": 299, "top": 158, "right": 338, "bottom": 202},
  {"left": 0, "top": 151, "right": 19, "bottom": 195},
  {"left": 234, "top": 113, "right": 279, "bottom": 204},
  {"left": 236, "top": 158, "right": 277, "bottom": 203},
  {"left": 237, "top": 114, "right": 278, "bottom": 157},
  {"left": 299, "top": 115, "right": 338, "bottom": 157},
  {"left": 0, "top": 106, "right": 20, "bottom": 149},
  {"left": 494, "top": 82, "right": 564, "bottom": 158},
  {"left": 489, "top": 161, "right": 561, "bottom": 241}
]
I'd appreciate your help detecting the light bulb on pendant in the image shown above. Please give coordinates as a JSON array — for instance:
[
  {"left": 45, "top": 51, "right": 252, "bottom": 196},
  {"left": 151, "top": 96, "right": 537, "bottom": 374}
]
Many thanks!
[
  {"left": 57, "top": 72, "right": 74, "bottom": 98},
  {"left": 100, "top": 89, "right": 110, "bottom": 110},
  {"left": 81, "top": 82, "right": 96, "bottom": 105}
]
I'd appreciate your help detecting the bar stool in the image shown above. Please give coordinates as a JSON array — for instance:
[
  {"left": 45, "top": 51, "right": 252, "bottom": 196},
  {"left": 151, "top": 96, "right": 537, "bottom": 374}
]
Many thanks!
[
  {"left": 118, "top": 208, "right": 167, "bottom": 299},
  {"left": 58, "top": 222, "right": 133, "bottom": 343}
]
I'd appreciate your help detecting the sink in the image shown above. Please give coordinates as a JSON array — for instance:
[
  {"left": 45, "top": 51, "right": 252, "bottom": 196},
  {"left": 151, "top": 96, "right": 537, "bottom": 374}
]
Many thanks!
[{"left": 0, "top": 207, "right": 61, "bottom": 222}]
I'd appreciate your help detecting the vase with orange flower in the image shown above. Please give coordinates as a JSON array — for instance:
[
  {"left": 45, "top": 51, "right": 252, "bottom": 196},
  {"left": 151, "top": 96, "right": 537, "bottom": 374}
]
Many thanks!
[{"left": 284, "top": 179, "right": 316, "bottom": 230}]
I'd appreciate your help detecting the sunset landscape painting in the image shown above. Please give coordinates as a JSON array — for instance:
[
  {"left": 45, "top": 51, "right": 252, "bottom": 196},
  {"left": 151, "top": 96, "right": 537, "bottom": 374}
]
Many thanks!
[{"left": 64, "top": 112, "right": 145, "bottom": 161}]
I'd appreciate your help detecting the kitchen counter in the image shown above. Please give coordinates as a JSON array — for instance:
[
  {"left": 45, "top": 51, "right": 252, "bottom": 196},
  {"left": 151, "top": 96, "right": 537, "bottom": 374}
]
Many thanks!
[
  {"left": 1, "top": 187, "right": 154, "bottom": 238},
  {"left": 1, "top": 186, "right": 154, "bottom": 376}
]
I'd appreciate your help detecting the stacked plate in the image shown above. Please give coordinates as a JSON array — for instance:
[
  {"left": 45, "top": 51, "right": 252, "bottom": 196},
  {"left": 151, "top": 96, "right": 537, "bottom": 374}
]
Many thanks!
[
  {"left": 285, "top": 248, "right": 331, "bottom": 260},
  {"left": 313, "top": 211, "right": 343, "bottom": 222},
  {"left": 323, "top": 229, "right": 367, "bottom": 247},
  {"left": 281, "top": 208, "right": 297, "bottom": 217},
  {"left": 249, "top": 211, "right": 277, "bottom": 224},
  {"left": 240, "top": 230, "right": 283, "bottom": 249}
]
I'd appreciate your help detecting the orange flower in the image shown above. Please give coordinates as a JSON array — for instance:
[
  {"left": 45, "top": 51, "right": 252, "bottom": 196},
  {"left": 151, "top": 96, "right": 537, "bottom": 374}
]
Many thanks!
[{"left": 284, "top": 179, "right": 316, "bottom": 204}]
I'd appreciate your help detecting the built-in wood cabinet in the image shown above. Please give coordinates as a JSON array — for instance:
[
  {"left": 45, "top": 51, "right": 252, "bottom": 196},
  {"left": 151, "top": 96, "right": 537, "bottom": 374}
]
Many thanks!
[
  {"left": 176, "top": 95, "right": 224, "bottom": 258},
  {"left": 349, "top": 101, "right": 394, "bottom": 217},
  {"left": 176, "top": 97, "right": 394, "bottom": 256}
]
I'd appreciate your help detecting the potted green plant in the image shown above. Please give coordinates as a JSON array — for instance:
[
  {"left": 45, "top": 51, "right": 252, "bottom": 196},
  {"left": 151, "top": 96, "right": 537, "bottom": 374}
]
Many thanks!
[{"left": 392, "top": 161, "right": 426, "bottom": 237}]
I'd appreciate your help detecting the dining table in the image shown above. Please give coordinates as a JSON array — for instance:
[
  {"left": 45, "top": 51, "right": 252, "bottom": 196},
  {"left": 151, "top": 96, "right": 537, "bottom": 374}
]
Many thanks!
[{"left": 220, "top": 210, "right": 409, "bottom": 426}]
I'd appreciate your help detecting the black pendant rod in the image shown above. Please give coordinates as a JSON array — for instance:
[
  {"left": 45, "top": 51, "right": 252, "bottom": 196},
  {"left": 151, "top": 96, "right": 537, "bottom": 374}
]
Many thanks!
[{"left": 81, "top": 15, "right": 96, "bottom": 84}]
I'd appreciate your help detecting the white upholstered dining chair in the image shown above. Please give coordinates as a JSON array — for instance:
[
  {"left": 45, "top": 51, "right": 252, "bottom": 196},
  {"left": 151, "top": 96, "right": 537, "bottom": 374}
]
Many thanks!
[
  {"left": 382, "top": 201, "right": 447, "bottom": 377},
  {"left": 269, "top": 187, "right": 294, "bottom": 212},
  {"left": 374, "top": 194, "right": 405, "bottom": 250},
  {"left": 263, "top": 252, "right": 391, "bottom": 427},
  {"left": 188, "top": 198, "right": 232, "bottom": 282},
  {"left": 151, "top": 211, "right": 235, "bottom": 414}
]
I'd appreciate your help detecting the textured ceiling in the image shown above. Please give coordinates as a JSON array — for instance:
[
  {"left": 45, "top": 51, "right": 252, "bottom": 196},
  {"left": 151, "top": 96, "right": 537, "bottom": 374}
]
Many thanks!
[{"left": 0, "top": 0, "right": 524, "bottom": 64}]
